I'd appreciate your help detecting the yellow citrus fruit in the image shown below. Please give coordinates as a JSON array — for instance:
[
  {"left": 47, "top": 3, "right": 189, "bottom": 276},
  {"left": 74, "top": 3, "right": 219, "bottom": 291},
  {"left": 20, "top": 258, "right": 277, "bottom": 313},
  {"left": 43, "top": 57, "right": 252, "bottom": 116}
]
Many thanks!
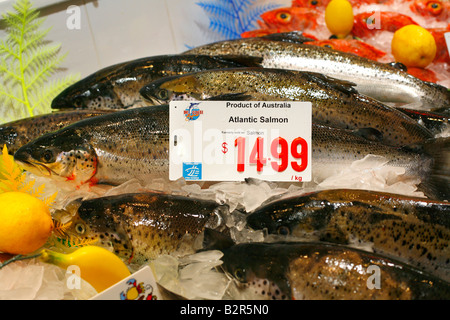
[
  {"left": 391, "top": 25, "right": 437, "bottom": 68},
  {"left": 0, "top": 191, "right": 53, "bottom": 255},
  {"left": 325, "top": 0, "right": 354, "bottom": 38}
]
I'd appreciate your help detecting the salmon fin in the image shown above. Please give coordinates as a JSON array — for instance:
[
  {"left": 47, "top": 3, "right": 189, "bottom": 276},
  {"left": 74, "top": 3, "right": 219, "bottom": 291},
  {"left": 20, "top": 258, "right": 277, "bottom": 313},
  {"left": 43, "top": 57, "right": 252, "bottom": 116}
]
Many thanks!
[
  {"left": 213, "top": 55, "right": 264, "bottom": 68},
  {"left": 352, "top": 127, "right": 384, "bottom": 143},
  {"left": 387, "top": 62, "right": 408, "bottom": 71},
  {"left": 205, "top": 92, "right": 253, "bottom": 101},
  {"left": 261, "top": 31, "right": 316, "bottom": 44},
  {"left": 411, "top": 137, "right": 450, "bottom": 201},
  {"left": 302, "top": 72, "right": 358, "bottom": 95}
]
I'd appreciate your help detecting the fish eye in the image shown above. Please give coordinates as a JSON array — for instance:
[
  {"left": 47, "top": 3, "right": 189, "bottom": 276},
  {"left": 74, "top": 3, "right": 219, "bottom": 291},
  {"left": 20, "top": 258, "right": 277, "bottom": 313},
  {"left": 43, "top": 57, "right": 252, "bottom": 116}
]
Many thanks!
[
  {"left": 75, "top": 223, "right": 86, "bottom": 235},
  {"left": 427, "top": 2, "right": 442, "bottom": 14},
  {"left": 365, "top": 17, "right": 375, "bottom": 25},
  {"left": 234, "top": 268, "right": 246, "bottom": 282},
  {"left": 276, "top": 12, "right": 291, "bottom": 22},
  {"left": 72, "top": 96, "right": 86, "bottom": 108},
  {"left": 277, "top": 225, "right": 290, "bottom": 236},
  {"left": 156, "top": 89, "right": 169, "bottom": 100},
  {"left": 310, "top": 0, "right": 319, "bottom": 5},
  {"left": 41, "top": 149, "right": 54, "bottom": 163},
  {"left": 323, "top": 44, "right": 334, "bottom": 49}
]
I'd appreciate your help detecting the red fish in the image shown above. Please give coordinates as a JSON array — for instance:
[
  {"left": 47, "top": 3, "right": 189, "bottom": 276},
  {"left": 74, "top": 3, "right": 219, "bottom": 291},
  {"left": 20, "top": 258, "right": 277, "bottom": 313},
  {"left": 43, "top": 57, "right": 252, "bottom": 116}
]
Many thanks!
[
  {"left": 409, "top": 0, "right": 450, "bottom": 21},
  {"left": 291, "top": 0, "right": 392, "bottom": 9},
  {"left": 406, "top": 67, "right": 439, "bottom": 83},
  {"left": 305, "top": 39, "right": 387, "bottom": 60},
  {"left": 352, "top": 11, "right": 419, "bottom": 39},
  {"left": 428, "top": 27, "right": 450, "bottom": 63},
  {"left": 258, "top": 7, "right": 320, "bottom": 31}
]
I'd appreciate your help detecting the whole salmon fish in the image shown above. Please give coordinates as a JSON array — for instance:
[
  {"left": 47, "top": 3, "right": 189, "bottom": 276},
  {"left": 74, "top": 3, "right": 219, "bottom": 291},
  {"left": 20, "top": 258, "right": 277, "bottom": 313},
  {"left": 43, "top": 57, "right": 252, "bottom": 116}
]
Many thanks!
[
  {"left": 209, "top": 237, "right": 450, "bottom": 300},
  {"left": 139, "top": 67, "right": 434, "bottom": 147},
  {"left": 183, "top": 36, "right": 450, "bottom": 110},
  {"left": 246, "top": 189, "right": 450, "bottom": 282},
  {"left": 0, "top": 110, "right": 113, "bottom": 155},
  {"left": 56, "top": 192, "right": 228, "bottom": 265},
  {"left": 51, "top": 54, "right": 263, "bottom": 111},
  {"left": 13, "top": 105, "right": 450, "bottom": 200}
]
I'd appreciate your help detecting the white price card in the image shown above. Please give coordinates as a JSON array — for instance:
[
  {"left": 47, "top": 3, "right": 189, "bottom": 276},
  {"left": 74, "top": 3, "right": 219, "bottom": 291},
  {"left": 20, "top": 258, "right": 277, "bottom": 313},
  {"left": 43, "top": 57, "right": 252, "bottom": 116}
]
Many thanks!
[
  {"left": 169, "top": 101, "right": 312, "bottom": 182},
  {"left": 90, "top": 266, "right": 162, "bottom": 300}
]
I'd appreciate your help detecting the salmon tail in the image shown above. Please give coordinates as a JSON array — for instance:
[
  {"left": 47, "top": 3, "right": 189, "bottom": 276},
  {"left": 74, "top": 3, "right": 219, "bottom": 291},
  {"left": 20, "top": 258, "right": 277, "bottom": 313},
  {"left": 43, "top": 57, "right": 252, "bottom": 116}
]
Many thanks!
[{"left": 415, "top": 137, "right": 450, "bottom": 201}]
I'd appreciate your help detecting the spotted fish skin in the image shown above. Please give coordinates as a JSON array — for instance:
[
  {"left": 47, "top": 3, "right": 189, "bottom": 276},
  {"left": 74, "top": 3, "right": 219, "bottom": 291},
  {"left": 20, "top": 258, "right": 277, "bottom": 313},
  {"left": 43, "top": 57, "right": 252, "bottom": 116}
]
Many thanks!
[
  {"left": 246, "top": 189, "right": 450, "bottom": 282},
  {"left": 14, "top": 105, "right": 169, "bottom": 186},
  {"left": 183, "top": 37, "right": 450, "bottom": 110},
  {"left": 60, "top": 192, "right": 228, "bottom": 265},
  {"left": 51, "top": 54, "right": 263, "bottom": 110},
  {"left": 311, "top": 124, "right": 450, "bottom": 201},
  {"left": 218, "top": 241, "right": 450, "bottom": 300},
  {"left": 13, "top": 106, "right": 450, "bottom": 201},
  {"left": 0, "top": 110, "right": 113, "bottom": 155},
  {"left": 140, "top": 67, "right": 434, "bottom": 147}
]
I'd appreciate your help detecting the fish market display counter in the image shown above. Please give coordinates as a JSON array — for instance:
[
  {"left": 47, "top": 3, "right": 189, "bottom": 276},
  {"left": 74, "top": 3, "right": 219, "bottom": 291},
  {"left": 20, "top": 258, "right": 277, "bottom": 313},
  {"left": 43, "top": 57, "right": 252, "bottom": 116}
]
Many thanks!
[{"left": 0, "top": 0, "right": 449, "bottom": 301}]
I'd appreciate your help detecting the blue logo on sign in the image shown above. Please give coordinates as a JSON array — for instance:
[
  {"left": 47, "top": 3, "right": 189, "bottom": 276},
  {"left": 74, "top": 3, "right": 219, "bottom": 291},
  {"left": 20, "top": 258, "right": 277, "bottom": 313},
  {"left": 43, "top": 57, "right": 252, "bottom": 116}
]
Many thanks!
[
  {"left": 184, "top": 102, "right": 203, "bottom": 121},
  {"left": 183, "top": 162, "right": 202, "bottom": 180}
]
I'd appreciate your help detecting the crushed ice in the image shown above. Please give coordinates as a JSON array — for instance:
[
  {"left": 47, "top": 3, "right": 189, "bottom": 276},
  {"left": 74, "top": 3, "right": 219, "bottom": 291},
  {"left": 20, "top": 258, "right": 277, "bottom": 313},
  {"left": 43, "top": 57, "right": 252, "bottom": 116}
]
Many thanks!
[{"left": 2, "top": 148, "right": 434, "bottom": 300}]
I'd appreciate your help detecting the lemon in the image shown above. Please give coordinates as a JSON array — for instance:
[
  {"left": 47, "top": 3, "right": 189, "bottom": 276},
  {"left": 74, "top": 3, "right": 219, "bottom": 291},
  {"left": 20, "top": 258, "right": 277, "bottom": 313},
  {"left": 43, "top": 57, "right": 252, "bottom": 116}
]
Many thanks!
[
  {"left": 41, "top": 246, "right": 131, "bottom": 293},
  {"left": 0, "top": 191, "right": 53, "bottom": 255},
  {"left": 325, "top": 0, "right": 354, "bottom": 38},
  {"left": 391, "top": 25, "right": 437, "bottom": 68}
]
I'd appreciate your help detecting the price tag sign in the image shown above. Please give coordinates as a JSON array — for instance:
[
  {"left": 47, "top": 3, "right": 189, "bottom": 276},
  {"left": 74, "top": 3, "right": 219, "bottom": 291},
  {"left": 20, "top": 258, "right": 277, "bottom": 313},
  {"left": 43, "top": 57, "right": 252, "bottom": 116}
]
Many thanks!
[
  {"left": 90, "top": 266, "right": 162, "bottom": 300},
  {"left": 169, "top": 101, "right": 312, "bottom": 182}
]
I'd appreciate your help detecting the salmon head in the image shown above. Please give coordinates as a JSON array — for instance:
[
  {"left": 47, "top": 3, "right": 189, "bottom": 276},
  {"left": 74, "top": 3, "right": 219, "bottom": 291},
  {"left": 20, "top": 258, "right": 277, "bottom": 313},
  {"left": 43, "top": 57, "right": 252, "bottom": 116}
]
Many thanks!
[
  {"left": 139, "top": 75, "right": 203, "bottom": 105},
  {"left": 58, "top": 198, "right": 134, "bottom": 262},
  {"left": 220, "top": 242, "right": 292, "bottom": 300},
  {"left": 51, "top": 62, "right": 128, "bottom": 110},
  {"left": 13, "top": 128, "right": 98, "bottom": 185}
]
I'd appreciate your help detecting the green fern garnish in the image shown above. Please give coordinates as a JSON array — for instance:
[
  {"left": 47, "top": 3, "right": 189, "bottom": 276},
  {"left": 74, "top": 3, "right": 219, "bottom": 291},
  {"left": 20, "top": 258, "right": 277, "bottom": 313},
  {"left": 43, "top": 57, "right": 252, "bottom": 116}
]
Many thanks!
[{"left": 0, "top": 0, "right": 80, "bottom": 123}]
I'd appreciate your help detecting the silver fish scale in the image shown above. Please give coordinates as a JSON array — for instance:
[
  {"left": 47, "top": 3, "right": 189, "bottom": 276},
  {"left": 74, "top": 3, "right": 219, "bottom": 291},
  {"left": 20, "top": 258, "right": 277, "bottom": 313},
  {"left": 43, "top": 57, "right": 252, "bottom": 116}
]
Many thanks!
[
  {"left": 156, "top": 68, "right": 433, "bottom": 147},
  {"left": 76, "top": 106, "right": 170, "bottom": 185},
  {"left": 310, "top": 124, "right": 429, "bottom": 183},
  {"left": 184, "top": 39, "right": 450, "bottom": 110}
]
